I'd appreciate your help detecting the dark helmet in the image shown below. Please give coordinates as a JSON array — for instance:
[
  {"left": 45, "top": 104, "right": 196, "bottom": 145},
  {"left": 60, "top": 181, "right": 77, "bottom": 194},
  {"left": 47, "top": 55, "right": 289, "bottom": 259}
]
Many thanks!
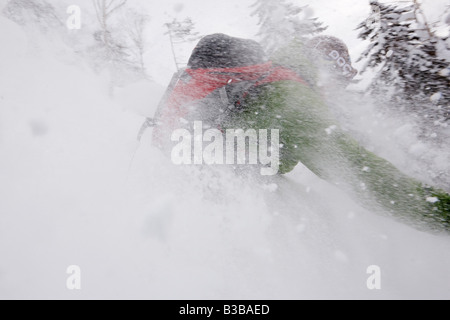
[{"left": 306, "top": 35, "right": 358, "bottom": 83}]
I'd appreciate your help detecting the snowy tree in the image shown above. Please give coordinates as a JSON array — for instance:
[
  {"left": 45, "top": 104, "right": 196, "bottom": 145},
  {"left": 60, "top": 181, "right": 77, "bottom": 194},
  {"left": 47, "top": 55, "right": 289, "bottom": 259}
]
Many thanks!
[
  {"left": 92, "top": 0, "right": 128, "bottom": 63},
  {"left": 357, "top": 0, "right": 450, "bottom": 130},
  {"left": 251, "top": 0, "right": 326, "bottom": 54},
  {"left": 119, "top": 9, "right": 150, "bottom": 78},
  {"left": 2, "top": 0, "right": 62, "bottom": 32},
  {"left": 164, "top": 18, "right": 201, "bottom": 71},
  {"left": 90, "top": 0, "right": 153, "bottom": 90}
]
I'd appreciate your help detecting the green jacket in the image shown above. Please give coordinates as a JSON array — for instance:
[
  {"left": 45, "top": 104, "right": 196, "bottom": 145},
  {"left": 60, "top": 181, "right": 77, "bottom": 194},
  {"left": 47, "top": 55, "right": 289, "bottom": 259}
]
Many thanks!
[{"left": 223, "top": 40, "right": 450, "bottom": 231}]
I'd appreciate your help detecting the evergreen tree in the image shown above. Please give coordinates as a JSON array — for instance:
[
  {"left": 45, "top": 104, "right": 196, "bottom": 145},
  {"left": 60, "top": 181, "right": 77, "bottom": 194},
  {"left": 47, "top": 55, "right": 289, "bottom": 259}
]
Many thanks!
[
  {"left": 357, "top": 0, "right": 450, "bottom": 129},
  {"left": 164, "top": 18, "right": 201, "bottom": 71},
  {"left": 251, "top": 0, "right": 326, "bottom": 54}
]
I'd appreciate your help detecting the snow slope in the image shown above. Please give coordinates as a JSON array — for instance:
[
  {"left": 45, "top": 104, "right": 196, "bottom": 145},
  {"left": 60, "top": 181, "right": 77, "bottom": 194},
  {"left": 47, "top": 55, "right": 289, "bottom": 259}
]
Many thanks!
[{"left": 1, "top": 4, "right": 450, "bottom": 300}]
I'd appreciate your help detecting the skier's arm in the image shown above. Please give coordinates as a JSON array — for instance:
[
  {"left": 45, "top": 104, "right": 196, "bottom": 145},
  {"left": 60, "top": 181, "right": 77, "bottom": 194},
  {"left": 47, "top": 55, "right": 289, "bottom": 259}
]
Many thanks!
[
  {"left": 240, "top": 81, "right": 450, "bottom": 230},
  {"left": 328, "top": 130, "right": 450, "bottom": 230},
  {"left": 285, "top": 83, "right": 450, "bottom": 230}
]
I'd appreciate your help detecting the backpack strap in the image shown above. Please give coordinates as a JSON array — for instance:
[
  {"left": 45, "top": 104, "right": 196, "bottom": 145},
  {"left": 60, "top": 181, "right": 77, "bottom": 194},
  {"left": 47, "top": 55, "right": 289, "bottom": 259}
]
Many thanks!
[
  {"left": 222, "top": 65, "right": 309, "bottom": 111},
  {"left": 254, "top": 65, "right": 309, "bottom": 87}
]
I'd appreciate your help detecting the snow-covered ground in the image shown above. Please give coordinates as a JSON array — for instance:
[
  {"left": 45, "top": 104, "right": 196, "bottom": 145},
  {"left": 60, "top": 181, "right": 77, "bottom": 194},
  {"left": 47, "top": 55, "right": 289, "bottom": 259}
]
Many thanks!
[{"left": 0, "top": 0, "right": 450, "bottom": 300}]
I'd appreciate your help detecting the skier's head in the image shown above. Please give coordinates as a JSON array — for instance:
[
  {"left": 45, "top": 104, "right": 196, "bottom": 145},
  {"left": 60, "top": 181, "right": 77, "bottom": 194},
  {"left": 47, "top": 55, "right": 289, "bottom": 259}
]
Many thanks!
[{"left": 306, "top": 35, "right": 358, "bottom": 87}]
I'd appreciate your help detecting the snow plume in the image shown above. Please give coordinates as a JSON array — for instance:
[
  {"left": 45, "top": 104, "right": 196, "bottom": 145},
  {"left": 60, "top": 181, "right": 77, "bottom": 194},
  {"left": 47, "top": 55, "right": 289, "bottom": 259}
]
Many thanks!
[
  {"left": 128, "top": 129, "right": 450, "bottom": 300},
  {"left": 323, "top": 84, "right": 450, "bottom": 191},
  {"left": 1, "top": 1, "right": 450, "bottom": 300}
]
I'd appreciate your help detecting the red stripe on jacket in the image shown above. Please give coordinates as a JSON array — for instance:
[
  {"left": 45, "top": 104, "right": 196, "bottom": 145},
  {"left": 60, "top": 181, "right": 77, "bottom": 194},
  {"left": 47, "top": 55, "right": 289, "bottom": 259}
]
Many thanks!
[{"left": 153, "top": 62, "right": 307, "bottom": 145}]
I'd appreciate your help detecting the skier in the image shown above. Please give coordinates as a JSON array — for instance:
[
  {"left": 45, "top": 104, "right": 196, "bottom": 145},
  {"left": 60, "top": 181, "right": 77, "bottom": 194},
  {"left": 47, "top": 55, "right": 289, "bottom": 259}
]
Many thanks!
[
  {"left": 148, "top": 33, "right": 306, "bottom": 147},
  {"left": 223, "top": 34, "right": 449, "bottom": 230},
  {"left": 145, "top": 33, "right": 450, "bottom": 231}
]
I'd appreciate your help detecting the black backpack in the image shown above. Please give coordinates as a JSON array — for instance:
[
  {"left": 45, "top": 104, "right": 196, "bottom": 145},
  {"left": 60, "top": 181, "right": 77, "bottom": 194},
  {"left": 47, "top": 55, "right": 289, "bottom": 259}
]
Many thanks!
[
  {"left": 188, "top": 33, "right": 267, "bottom": 69},
  {"left": 138, "top": 34, "right": 269, "bottom": 140}
]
